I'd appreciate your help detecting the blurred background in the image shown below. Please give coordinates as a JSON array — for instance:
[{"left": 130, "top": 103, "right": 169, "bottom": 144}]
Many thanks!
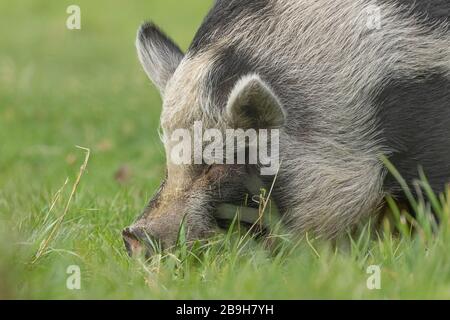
[{"left": 0, "top": 0, "right": 211, "bottom": 198}]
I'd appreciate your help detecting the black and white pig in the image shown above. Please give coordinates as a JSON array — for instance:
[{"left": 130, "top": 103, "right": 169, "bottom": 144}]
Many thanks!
[{"left": 123, "top": 0, "right": 449, "bottom": 256}]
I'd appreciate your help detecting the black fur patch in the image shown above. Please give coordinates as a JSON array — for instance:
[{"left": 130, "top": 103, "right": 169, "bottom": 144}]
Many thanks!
[
  {"left": 189, "top": 0, "right": 273, "bottom": 54},
  {"left": 377, "top": 71, "right": 450, "bottom": 196},
  {"left": 383, "top": 0, "right": 449, "bottom": 28},
  {"left": 205, "top": 46, "right": 255, "bottom": 110},
  {"left": 204, "top": 44, "right": 291, "bottom": 118}
]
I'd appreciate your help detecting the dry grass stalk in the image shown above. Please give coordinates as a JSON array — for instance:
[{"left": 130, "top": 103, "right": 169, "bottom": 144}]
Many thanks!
[{"left": 32, "top": 146, "right": 90, "bottom": 264}]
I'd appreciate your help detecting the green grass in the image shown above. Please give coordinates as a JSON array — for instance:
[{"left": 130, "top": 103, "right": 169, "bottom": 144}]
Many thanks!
[{"left": 1, "top": 0, "right": 450, "bottom": 299}]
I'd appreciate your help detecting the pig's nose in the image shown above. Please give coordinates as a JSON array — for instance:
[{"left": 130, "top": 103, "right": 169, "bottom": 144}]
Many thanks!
[{"left": 122, "top": 227, "right": 154, "bottom": 258}]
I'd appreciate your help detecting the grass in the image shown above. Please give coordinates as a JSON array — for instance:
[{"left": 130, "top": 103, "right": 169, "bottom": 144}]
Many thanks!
[{"left": 1, "top": 0, "right": 450, "bottom": 299}]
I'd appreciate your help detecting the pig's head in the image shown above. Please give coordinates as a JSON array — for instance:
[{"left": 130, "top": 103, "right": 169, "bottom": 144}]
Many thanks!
[{"left": 123, "top": 23, "right": 285, "bottom": 257}]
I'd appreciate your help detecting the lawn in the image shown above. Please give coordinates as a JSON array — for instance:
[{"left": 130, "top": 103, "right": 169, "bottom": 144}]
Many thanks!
[{"left": 0, "top": 0, "right": 449, "bottom": 299}]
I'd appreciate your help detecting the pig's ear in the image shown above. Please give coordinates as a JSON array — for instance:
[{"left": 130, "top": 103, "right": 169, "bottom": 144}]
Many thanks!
[
  {"left": 136, "top": 22, "right": 184, "bottom": 95},
  {"left": 226, "top": 74, "right": 286, "bottom": 129}
]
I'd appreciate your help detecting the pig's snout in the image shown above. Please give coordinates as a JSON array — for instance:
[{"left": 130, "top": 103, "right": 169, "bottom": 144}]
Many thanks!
[{"left": 122, "top": 226, "right": 158, "bottom": 258}]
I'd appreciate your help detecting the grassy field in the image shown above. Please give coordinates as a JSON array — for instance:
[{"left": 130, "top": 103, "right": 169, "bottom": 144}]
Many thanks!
[{"left": 1, "top": 0, "right": 449, "bottom": 299}]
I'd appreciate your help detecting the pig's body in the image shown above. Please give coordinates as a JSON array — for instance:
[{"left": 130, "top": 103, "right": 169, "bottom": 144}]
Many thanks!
[{"left": 124, "top": 0, "right": 450, "bottom": 255}]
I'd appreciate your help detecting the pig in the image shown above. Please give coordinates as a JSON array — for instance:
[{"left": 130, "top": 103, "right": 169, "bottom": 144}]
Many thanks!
[{"left": 123, "top": 0, "right": 450, "bottom": 256}]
